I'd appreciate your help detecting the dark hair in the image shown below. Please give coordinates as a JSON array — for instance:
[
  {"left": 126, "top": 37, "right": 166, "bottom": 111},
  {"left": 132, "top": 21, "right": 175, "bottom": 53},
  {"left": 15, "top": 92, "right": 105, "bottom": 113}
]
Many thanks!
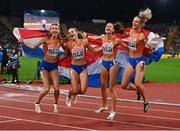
[
  {"left": 12, "top": 48, "right": 18, "bottom": 55},
  {"left": 68, "top": 27, "right": 78, "bottom": 32},
  {"left": 114, "top": 22, "right": 124, "bottom": 33}
]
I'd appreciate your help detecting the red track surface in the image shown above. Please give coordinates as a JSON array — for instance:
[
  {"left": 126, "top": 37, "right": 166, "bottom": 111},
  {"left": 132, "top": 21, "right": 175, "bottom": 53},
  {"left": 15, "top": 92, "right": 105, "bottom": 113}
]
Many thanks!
[{"left": 0, "top": 83, "right": 180, "bottom": 130}]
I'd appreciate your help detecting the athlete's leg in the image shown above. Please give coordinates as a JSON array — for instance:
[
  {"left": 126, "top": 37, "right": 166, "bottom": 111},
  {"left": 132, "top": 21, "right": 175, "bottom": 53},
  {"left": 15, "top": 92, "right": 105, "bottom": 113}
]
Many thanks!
[
  {"left": 69, "top": 69, "right": 80, "bottom": 96},
  {"left": 95, "top": 66, "right": 109, "bottom": 113},
  {"left": 50, "top": 69, "right": 60, "bottom": 112},
  {"left": 69, "top": 69, "right": 88, "bottom": 104},
  {"left": 100, "top": 67, "right": 109, "bottom": 107},
  {"left": 79, "top": 69, "right": 88, "bottom": 94},
  {"left": 49, "top": 69, "right": 59, "bottom": 104},
  {"left": 35, "top": 70, "right": 50, "bottom": 103},
  {"left": 109, "top": 64, "right": 119, "bottom": 112},
  {"left": 34, "top": 70, "right": 50, "bottom": 113},
  {"left": 107, "top": 64, "right": 119, "bottom": 120},
  {"left": 135, "top": 62, "right": 149, "bottom": 112},
  {"left": 120, "top": 63, "right": 134, "bottom": 89},
  {"left": 66, "top": 69, "right": 80, "bottom": 107},
  {"left": 135, "top": 62, "right": 147, "bottom": 103}
]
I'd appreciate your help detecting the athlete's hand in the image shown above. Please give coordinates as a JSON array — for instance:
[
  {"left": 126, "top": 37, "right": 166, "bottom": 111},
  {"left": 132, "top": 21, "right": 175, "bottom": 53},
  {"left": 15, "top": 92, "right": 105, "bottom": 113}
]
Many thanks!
[
  {"left": 18, "top": 39, "right": 24, "bottom": 44},
  {"left": 82, "top": 32, "right": 87, "bottom": 38},
  {"left": 78, "top": 32, "right": 87, "bottom": 39}
]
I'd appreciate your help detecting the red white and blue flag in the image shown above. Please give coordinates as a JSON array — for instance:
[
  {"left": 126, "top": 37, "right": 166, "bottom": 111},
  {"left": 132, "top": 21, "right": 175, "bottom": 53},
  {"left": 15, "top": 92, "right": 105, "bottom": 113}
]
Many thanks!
[{"left": 13, "top": 28, "right": 164, "bottom": 87}]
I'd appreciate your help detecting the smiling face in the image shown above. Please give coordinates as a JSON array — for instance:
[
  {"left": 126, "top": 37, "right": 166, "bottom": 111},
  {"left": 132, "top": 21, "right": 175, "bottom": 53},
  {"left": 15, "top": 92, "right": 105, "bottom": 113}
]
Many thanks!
[
  {"left": 132, "top": 16, "right": 142, "bottom": 29},
  {"left": 68, "top": 28, "right": 78, "bottom": 40},
  {"left": 105, "top": 23, "right": 114, "bottom": 34},
  {"left": 49, "top": 24, "right": 60, "bottom": 36}
]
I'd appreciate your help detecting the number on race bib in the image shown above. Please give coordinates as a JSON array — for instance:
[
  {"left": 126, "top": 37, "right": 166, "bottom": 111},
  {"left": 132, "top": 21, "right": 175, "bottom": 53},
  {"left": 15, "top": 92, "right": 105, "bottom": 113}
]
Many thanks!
[
  {"left": 128, "top": 41, "right": 136, "bottom": 50},
  {"left": 48, "top": 48, "right": 59, "bottom": 56},
  {"left": 72, "top": 47, "right": 85, "bottom": 59},
  {"left": 102, "top": 42, "right": 114, "bottom": 55}
]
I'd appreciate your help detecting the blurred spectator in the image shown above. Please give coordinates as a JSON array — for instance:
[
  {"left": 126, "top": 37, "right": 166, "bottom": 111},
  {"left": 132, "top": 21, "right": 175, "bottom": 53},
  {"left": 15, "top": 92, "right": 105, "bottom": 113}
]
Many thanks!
[
  {"left": 8, "top": 48, "right": 20, "bottom": 83},
  {"left": 168, "top": 47, "right": 176, "bottom": 58},
  {"left": 19, "top": 49, "right": 23, "bottom": 57}
]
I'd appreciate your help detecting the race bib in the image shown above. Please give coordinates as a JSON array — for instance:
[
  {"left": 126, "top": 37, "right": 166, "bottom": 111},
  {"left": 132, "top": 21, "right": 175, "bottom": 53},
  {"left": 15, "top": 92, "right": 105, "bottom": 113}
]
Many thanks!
[
  {"left": 102, "top": 42, "right": 114, "bottom": 55},
  {"left": 47, "top": 47, "right": 59, "bottom": 56},
  {"left": 128, "top": 41, "right": 136, "bottom": 50},
  {"left": 71, "top": 47, "right": 85, "bottom": 59}
]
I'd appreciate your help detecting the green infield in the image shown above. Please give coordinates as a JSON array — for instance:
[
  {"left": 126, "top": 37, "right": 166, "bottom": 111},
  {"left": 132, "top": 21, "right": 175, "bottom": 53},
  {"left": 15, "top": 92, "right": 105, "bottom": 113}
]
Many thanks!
[
  {"left": 2, "top": 57, "right": 40, "bottom": 82},
  {"left": 2, "top": 57, "right": 180, "bottom": 82},
  {"left": 145, "top": 58, "right": 180, "bottom": 82}
]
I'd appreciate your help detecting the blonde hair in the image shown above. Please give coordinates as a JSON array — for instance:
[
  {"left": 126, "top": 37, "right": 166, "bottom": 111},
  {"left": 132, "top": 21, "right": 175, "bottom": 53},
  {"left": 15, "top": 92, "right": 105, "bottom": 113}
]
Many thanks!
[{"left": 138, "top": 8, "right": 152, "bottom": 24}]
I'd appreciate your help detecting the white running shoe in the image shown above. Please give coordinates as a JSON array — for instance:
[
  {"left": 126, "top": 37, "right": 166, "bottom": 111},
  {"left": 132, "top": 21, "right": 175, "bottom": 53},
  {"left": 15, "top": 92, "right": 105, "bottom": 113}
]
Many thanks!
[
  {"left": 95, "top": 106, "right": 108, "bottom": 113},
  {"left": 72, "top": 95, "right": 77, "bottom": 104},
  {"left": 34, "top": 103, "right": 41, "bottom": 113},
  {"left": 107, "top": 111, "right": 116, "bottom": 120},
  {"left": 53, "top": 104, "right": 58, "bottom": 113},
  {"left": 66, "top": 96, "right": 72, "bottom": 107}
]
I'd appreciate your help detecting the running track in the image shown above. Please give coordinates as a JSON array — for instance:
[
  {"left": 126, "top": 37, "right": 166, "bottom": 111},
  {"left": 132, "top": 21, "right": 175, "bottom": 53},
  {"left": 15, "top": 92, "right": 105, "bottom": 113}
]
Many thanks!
[{"left": 0, "top": 83, "right": 180, "bottom": 130}]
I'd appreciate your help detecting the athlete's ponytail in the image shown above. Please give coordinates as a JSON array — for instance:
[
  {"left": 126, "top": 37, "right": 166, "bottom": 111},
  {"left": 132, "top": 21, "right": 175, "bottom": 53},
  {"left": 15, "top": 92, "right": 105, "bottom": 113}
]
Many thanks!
[
  {"left": 138, "top": 8, "right": 152, "bottom": 25},
  {"left": 114, "top": 22, "right": 124, "bottom": 34}
]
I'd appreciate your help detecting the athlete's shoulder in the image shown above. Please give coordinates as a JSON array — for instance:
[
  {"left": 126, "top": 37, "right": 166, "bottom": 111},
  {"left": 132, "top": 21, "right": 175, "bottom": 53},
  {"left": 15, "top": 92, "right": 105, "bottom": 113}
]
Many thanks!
[{"left": 141, "top": 29, "right": 150, "bottom": 37}]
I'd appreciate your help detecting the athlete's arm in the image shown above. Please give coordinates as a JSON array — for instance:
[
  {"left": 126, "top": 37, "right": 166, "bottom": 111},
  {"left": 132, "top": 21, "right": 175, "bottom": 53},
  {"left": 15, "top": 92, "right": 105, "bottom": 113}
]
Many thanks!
[
  {"left": 87, "top": 34, "right": 103, "bottom": 40},
  {"left": 85, "top": 39, "right": 102, "bottom": 52},
  {"left": 59, "top": 42, "right": 69, "bottom": 60},
  {"left": 115, "top": 38, "right": 128, "bottom": 48},
  {"left": 18, "top": 37, "right": 47, "bottom": 49}
]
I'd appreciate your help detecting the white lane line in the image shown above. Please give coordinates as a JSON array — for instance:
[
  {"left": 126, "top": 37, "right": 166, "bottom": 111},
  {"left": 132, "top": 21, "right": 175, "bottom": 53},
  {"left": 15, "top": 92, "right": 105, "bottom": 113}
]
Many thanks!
[
  {"left": 0, "top": 114, "right": 95, "bottom": 130},
  {"left": 0, "top": 90, "right": 179, "bottom": 114},
  {"left": 0, "top": 119, "right": 20, "bottom": 124},
  {"left": 0, "top": 97, "right": 180, "bottom": 121},
  {"left": 0, "top": 101, "right": 180, "bottom": 130},
  {"left": 1, "top": 84, "right": 180, "bottom": 107}
]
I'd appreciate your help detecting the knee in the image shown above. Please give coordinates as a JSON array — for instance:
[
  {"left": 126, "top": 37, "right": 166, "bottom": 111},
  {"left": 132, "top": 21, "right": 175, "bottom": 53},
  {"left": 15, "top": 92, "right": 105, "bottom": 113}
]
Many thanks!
[
  {"left": 109, "top": 86, "right": 114, "bottom": 93},
  {"left": 80, "top": 89, "right": 86, "bottom": 94},
  {"left": 101, "top": 82, "right": 107, "bottom": 89},
  {"left": 120, "top": 84, "right": 127, "bottom": 89},
  {"left": 101, "top": 82, "right": 106, "bottom": 87},
  {"left": 54, "top": 89, "right": 60, "bottom": 94},
  {"left": 43, "top": 88, "right": 50, "bottom": 93},
  {"left": 73, "top": 88, "right": 80, "bottom": 94},
  {"left": 109, "top": 83, "right": 115, "bottom": 91},
  {"left": 101, "top": 85, "right": 106, "bottom": 92},
  {"left": 134, "top": 82, "right": 143, "bottom": 89},
  {"left": 54, "top": 83, "right": 59, "bottom": 89},
  {"left": 54, "top": 85, "right": 59, "bottom": 91}
]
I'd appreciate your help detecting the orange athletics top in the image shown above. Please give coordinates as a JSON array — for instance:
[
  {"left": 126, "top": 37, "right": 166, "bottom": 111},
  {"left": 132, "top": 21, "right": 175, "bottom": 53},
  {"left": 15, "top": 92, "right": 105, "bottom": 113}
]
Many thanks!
[
  {"left": 43, "top": 37, "right": 63, "bottom": 63},
  {"left": 101, "top": 35, "right": 118, "bottom": 58},
  {"left": 128, "top": 29, "right": 147, "bottom": 54},
  {"left": 70, "top": 39, "right": 86, "bottom": 60}
]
